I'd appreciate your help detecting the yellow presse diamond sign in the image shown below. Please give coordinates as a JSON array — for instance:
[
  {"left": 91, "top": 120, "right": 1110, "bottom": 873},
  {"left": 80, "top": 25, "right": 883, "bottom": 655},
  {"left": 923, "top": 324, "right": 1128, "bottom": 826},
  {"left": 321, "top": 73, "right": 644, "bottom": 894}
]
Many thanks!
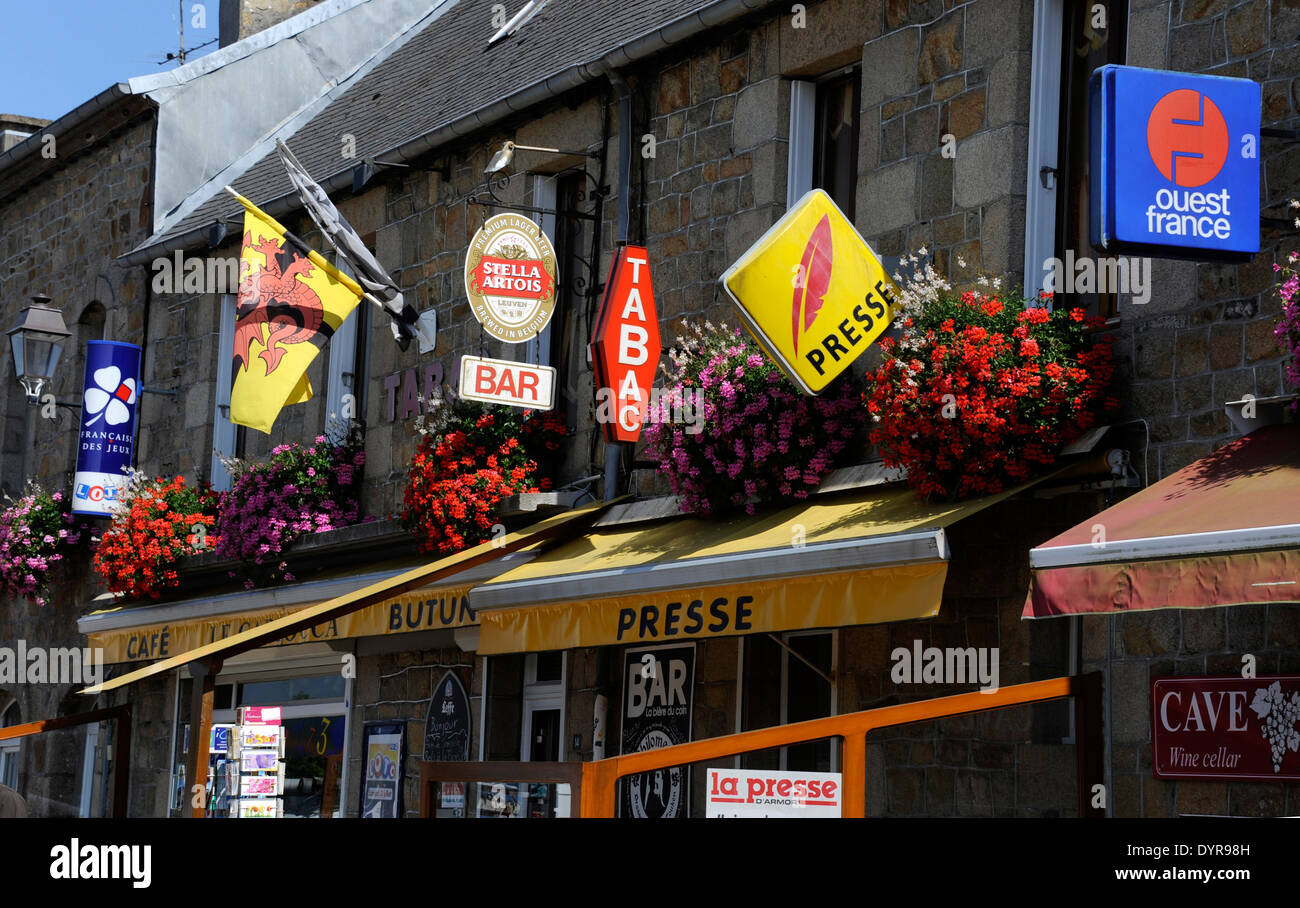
[{"left": 720, "top": 189, "right": 898, "bottom": 395}]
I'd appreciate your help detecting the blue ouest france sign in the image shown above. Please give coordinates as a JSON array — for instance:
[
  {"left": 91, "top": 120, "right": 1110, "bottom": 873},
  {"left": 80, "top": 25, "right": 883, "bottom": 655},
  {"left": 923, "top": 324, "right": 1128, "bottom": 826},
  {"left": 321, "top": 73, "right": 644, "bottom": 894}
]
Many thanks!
[{"left": 1090, "top": 64, "right": 1261, "bottom": 262}]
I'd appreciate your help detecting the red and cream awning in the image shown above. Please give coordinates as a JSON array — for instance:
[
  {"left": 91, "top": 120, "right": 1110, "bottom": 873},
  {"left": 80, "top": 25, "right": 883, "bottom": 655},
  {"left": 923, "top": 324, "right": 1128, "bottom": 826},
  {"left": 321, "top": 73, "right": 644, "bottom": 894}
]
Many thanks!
[{"left": 1025, "top": 423, "right": 1300, "bottom": 617}]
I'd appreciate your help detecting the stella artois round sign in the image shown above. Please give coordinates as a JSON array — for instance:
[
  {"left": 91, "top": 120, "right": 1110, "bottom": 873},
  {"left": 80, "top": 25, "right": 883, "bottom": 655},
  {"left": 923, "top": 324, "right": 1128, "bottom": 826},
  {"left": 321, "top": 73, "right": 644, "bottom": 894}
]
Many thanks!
[{"left": 464, "top": 213, "right": 558, "bottom": 343}]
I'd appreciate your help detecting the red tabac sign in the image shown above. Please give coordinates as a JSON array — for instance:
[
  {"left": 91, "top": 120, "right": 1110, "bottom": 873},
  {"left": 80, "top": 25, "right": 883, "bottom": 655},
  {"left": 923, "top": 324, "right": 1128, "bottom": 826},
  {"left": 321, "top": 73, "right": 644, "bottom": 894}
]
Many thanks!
[
  {"left": 592, "top": 246, "right": 660, "bottom": 443},
  {"left": 1151, "top": 676, "right": 1300, "bottom": 781}
]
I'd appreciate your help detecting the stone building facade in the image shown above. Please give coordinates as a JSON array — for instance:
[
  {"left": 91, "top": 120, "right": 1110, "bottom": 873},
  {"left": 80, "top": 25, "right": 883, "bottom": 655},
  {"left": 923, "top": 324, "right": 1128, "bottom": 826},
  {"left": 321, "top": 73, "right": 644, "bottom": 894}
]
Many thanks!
[
  {"left": 0, "top": 97, "right": 157, "bottom": 815},
  {"left": 2, "top": 0, "right": 1298, "bottom": 818}
]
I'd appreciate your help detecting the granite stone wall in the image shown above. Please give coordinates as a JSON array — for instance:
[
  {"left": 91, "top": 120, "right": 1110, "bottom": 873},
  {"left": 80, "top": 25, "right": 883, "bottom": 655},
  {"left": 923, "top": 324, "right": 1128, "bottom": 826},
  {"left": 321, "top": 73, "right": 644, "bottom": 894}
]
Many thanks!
[{"left": 0, "top": 113, "right": 157, "bottom": 816}]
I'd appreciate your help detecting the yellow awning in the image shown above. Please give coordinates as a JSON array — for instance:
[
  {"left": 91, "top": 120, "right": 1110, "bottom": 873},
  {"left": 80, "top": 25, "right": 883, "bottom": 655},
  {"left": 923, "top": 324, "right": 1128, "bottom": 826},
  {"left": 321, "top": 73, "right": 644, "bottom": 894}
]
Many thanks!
[
  {"left": 474, "top": 482, "right": 1030, "bottom": 653},
  {"left": 79, "top": 498, "right": 617, "bottom": 694},
  {"left": 84, "top": 581, "right": 478, "bottom": 664}
]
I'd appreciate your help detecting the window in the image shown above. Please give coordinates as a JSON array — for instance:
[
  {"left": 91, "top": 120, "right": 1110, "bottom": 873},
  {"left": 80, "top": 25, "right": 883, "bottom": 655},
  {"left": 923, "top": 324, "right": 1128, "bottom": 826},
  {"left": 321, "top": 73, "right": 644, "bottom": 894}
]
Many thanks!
[
  {"left": 813, "top": 69, "right": 861, "bottom": 220},
  {"left": 479, "top": 652, "right": 569, "bottom": 817},
  {"left": 0, "top": 700, "right": 19, "bottom": 789},
  {"left": 210, "top": 294, "right": 241, "bottom": 492},
  {"left": 526, "top": 176, "right": 558, "bottom": 370},
  {"left": 789, "top": 68, "right": 861, "bottom": 217},
  {"left": 521, "top": 652, "right": 564, "bottom": 762},
  {"left": 1025, "top": 0, "right": 1127, "bottom": 313},
  {"left": 741, "top": 631, "right": 837, "bottom": 772},
  {"left": 326, "top": 259, "right": 366, "bottom": 432},
  {"left": 1053, "top": 0, "right": 1128, "bottom": 317},
  {"left": 526, "top": 172, "right": 586, "bottom": 430},
  {"left": 64, "top": 303, "right": 107, "bottom": 472},
  {"left": 169, "top": 665, "right": 352, "bottom": 818}
]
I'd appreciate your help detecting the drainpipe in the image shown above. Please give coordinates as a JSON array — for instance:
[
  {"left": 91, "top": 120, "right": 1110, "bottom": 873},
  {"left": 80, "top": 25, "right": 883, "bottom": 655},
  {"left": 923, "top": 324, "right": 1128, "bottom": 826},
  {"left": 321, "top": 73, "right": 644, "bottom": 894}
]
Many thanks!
[
  {"left": 600, "top": 67, "right": 634, "bottom": 501},
  {"left": 136, "top": 263, "right": 154, "bottom": 473}
]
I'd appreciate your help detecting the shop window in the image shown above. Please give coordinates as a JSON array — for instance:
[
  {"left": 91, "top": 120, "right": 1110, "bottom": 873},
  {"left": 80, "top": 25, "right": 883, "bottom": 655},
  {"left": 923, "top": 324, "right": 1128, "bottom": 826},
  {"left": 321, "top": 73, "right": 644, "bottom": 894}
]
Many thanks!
[
  {"left": 1030, "top": 615, "right": 1075, "bottom": 743},
  {"left": 483, "top": 654, "right": 523, "bottom": 761},
  {"left": 0, "top": 700, "right": 20, "bottom": 789},
  {"left": 741, "top": 631, "right": 836, "bottom": 772},
  {"left": 210, "top": 294, "right": 243, "bottom": 492},
  {"left": 169, "top": 667, "right": 350, "bottom": 818},
  {"left": 238, "top": 675, "right": 345, "bottom": 705},
  {"left": 1053, "top": 0, "right": 1127, "bottom": 318}
]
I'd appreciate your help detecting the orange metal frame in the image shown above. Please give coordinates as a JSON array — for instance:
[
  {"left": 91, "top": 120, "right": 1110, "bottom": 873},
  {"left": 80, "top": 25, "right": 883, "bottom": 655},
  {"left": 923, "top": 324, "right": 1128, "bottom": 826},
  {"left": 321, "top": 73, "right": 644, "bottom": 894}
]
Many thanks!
[
  {"left": 419, "top": 673, "right": 1104, "bottom": 818},
  {"left": 0, "top": 704, "right": 132, "bottom": 817}
]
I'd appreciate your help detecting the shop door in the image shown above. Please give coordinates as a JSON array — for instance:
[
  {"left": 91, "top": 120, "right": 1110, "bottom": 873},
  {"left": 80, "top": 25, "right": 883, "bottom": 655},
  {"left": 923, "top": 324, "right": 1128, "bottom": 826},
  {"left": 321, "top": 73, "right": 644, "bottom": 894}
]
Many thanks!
[{"left": 519, "top": 652, "right": 566, "bottom": 817}]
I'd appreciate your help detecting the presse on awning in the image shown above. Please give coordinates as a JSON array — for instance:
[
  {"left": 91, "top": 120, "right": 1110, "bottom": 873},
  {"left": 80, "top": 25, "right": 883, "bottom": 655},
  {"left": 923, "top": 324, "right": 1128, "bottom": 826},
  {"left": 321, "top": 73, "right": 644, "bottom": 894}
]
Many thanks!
[
  {"left": 1025, "top": 424, "right": 1300, "bottom": 617},
  {"left": 473, "top": 482, "right": 1035, "bottom": 654},
  {"left": 79, "top": 499, "right": 616, "bottom": 695}
]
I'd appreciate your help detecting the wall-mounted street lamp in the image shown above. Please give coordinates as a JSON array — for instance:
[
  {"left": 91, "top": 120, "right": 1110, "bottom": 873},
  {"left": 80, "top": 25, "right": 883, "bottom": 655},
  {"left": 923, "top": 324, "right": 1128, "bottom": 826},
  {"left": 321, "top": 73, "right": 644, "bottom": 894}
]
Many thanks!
[
  {"left": 7, "top": 296, "right": 70, "bottom": 403},
  {"left": 7, "top": 298, "right": 177, "bottom": 419},
  {"left": 483, "top": 141, "right": 598, "bottom": 175}
]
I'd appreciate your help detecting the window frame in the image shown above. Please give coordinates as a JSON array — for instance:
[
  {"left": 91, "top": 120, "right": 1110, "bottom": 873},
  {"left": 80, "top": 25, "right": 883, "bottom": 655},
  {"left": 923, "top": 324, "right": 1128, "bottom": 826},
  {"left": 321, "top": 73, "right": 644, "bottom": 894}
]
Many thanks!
[
  {"left": 739, "top": 629, "right": 839, "bottom": 772},
  {"left": 325, "top": 259, "right": 364, "bottom": 431},
  {"left": 0, "top": 700, "right": 20, "bottom": 790},
  {"left": 810, "top": 66, "right": 862, "bottom": 222},
  {"left": 210, "top": 293, "right": 239, "bottom": 492},
  {"left": 520, "top": 651, "right": 566, "bottom": 763}
]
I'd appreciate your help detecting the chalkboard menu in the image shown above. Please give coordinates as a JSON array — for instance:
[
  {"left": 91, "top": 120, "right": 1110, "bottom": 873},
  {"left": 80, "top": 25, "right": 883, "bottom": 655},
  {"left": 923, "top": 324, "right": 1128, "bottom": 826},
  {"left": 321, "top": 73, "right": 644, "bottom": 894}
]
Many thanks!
[{"left": 424, "top": 670, "right": 471, "bottom": 761}]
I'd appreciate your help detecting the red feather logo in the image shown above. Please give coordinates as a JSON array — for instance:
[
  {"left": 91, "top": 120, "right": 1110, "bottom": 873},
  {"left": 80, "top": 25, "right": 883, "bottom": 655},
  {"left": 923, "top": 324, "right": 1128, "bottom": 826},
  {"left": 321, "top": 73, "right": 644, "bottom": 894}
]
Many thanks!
[{"left": 792, "top": 214, "right": 833, "bottom": 355}]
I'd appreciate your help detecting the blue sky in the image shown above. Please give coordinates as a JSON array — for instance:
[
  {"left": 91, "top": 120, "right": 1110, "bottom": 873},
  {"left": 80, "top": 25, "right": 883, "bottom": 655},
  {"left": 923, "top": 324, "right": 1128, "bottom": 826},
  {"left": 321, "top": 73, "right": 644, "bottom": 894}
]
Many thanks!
[{"left": 0, "top": 1, "right": 219, "bottom": 122}]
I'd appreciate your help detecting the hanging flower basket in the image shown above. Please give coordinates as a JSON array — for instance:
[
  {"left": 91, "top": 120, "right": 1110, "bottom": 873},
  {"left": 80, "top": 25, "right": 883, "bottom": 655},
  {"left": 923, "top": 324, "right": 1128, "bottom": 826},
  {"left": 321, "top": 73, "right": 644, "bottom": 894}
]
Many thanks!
[
  {"left": 214, "top": 423, "right": 366, "bottom": 587},
  {"left": 644, "top": 320, "right": 861, "bottom": 516},
  {"left": 863, "top": 256, "right": 1118, "bottom": 501},
  {"left": 94, "top": 474, "right": 219, "bottom": 600},
  {"left": 402, "top": 398, "right": 567, "bottom": 554},
  {"left": 0, "top": 485, "right": 82, "bottom": 607}
]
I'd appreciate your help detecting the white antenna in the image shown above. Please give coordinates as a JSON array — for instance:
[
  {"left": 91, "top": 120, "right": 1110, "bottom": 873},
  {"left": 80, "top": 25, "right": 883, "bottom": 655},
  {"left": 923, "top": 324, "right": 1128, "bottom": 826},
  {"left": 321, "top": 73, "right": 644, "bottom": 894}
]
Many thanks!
[{"left": 488, "top": 0, "right": 550, "bottom": 46}]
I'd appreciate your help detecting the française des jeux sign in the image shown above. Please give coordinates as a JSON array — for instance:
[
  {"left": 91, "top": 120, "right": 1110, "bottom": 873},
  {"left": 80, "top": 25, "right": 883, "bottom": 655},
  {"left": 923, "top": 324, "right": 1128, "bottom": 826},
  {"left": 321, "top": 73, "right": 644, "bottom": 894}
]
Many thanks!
[
  {"left": 721, "top": 189, "right": 897, "bottom": 395},
  {"left": 592, "top": 245, "right": 660, "bottom": 442},
  {"left": 1151, "top": 676, "right": 1300, "bottom": 781},
  {"left": 1090, "top": 64, "right": 1260, "bottom": 262},
  {"left": 73, "top": 340, "right": 142, "bottom": 517}
]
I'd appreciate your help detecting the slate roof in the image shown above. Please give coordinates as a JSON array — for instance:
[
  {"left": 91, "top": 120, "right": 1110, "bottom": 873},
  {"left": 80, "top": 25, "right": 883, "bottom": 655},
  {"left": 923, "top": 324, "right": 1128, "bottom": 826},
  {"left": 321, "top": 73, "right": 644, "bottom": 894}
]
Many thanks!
[{"left": 132, "top": 0, "right": 771, "bottom": 257}]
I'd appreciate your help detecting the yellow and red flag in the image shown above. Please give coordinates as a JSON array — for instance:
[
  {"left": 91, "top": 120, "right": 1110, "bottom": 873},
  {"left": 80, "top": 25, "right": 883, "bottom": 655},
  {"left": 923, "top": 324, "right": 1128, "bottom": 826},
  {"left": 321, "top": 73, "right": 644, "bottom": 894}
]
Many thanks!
[{"left": 227, "top": 189, "right": 365, "bottom": 433}]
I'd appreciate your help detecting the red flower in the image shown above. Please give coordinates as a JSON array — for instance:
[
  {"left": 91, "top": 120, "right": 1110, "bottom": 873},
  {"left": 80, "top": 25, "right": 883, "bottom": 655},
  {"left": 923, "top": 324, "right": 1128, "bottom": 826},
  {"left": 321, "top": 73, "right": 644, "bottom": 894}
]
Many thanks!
[
  {"left": 94, "top": 476, "right": 219, "bottom": 600},
  {"left": 863, "top": 287, "right": 1115, "bottom": 502},
  {"left": 401, "top": 402, "right": 564, "bottom": 554}
]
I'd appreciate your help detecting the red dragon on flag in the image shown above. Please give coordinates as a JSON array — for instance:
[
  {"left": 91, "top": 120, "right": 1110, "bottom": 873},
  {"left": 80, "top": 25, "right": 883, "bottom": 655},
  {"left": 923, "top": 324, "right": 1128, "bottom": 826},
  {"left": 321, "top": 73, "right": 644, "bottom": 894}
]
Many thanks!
[{"left": 233, "top": 232, "right": 331, "bottom": 377}]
